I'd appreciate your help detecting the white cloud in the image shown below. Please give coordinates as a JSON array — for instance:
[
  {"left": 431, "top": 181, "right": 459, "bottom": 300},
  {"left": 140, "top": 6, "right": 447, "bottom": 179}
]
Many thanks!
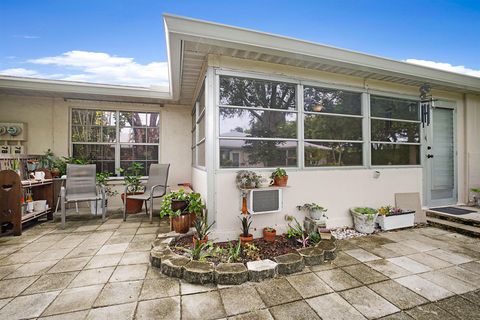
[
  {"left": 0, "top": 51, "right": 169, "bottom": 88},
  {"left": 405, "top": 59, "right": 480, "bottom": 78},
  {"left": 12, "top": 35, "right": 40, "bottom": 39}
]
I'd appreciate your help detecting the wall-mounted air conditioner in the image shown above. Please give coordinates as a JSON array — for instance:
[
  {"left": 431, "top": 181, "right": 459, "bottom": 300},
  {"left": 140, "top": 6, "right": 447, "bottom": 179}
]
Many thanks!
[{"left": 247, "top": 188, "right": 282, "bottom": 214}]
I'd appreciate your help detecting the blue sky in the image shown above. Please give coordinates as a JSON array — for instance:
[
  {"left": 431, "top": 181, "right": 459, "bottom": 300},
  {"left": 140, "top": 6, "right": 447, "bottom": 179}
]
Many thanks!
[{"left": 1, "top": 0, "right": 479, "bottom": 87}]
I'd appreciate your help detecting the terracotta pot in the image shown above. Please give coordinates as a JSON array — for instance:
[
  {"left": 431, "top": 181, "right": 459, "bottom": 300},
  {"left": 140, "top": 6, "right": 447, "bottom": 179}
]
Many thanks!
[
  {"left": 121, "top": 192, "right": 143, "bottom": 214},
  {"left": 51, "top": 169, "right": 60, "bottom": 178},
  {"left": 239, "top": 234, "right": 253, "bottom": 244},
  {"left": 193, "top": 235, "right": 208, "bottom": 246},
  {"left": 172, "top": 214, "right": 190, "bottom": 233},
  {"left": 171, "top": 200, "right": 188, "bottom": 213},
  {"left": 274, "top": 175, "right": 288, "bottom": 187},
  {"left": 188, "top": 212, "right": 197, "bottom": 227},
  {"left": 263, "top": 228, "right": 276, "bottom": 242}
]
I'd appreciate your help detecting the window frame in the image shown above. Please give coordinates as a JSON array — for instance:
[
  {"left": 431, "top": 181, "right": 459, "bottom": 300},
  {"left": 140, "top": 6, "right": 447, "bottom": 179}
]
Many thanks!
[
  {"left": 214, "top": 69, "right": 423, "bottom": 170},
  {"left": 192, "top": 82, "right": 206, "bottom": 170},
  {"left": 69, "top": 107, "right": 161, "bottom": 176}
]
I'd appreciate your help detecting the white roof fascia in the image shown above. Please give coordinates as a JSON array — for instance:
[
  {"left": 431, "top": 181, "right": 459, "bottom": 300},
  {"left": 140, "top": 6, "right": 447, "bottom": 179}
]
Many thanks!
[{"left": 163, "top": 14, "right": 480, "bottom": 93}]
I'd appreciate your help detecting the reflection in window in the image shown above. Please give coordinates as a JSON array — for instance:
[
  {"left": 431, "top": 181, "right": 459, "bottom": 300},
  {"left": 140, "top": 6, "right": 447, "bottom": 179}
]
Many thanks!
[
  {"left": 305, "top": 142, "right": 363, "bottom": 167},
  {"left": 304, "top": 115, "right": 362, "bottom": 141},
  {"left": 371, "top": 144, "right": 420, "bottom": 166},
  {"left": 71, "top": 108, "right": 160, "bottom": 174},
  {"left": 304, "top": 87, "right": 361, "bottom": 115}
]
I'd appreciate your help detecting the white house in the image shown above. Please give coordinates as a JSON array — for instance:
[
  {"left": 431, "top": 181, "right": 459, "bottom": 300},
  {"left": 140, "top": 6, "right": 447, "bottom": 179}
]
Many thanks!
[{"left": 1, "top": 14, "right": 480, "bottom": 240}]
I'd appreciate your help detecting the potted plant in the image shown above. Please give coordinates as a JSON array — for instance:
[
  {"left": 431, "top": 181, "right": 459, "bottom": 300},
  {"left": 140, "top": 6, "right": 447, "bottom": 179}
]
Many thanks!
[
  {"left": 187, "top": 192, "right": 206, "bottom": 227},
  {"left": 236, "top": 170, "right": 259, "bottom": 189},
  {"left": 297, "top": 203, "right": 328, "bottom": 223},
  {"left": 263, "top": 227, "right": 276, "bottom": 242},
  {"left": 350, "top": 207, "right": 378, "bottom": 234},
  {"left": 239, "top": 215, "right": 253, "bottom": 244},
  {"left": 271, "top": 168, "right": 288, "bottom": 187},
  {"left": 40, "top": 149, "right": 60, "bottom": 178},
  {"left": 193, "top": 218, "right": 215, "bottom": 246},
  {"left": 471, "top": 188, "right": 480, "bottom": 207},
  {"left": 376, "top": 205, "right": 415, "bottom": 231},
  {"left": 160, "top": 189, "right": 204, "bottom": 234},
  {"left": 286, "top": 217, "right": 309, "bottom": 247},
  {"left": 119, "top": 162, "right": 145, "bottom": 214},
  {"left": 90, "top": 171, "right": 118, "bottom": 215}
]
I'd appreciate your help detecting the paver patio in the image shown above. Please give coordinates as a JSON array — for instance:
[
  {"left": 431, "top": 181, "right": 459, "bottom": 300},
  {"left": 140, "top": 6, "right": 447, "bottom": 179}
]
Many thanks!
[{"left": 0, "top": 212, "right": 480, "bottom": 319}]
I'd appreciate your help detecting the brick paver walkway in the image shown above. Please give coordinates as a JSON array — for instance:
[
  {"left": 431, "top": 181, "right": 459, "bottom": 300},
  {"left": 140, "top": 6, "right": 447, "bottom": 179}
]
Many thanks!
[{"left": 0, "top": 211, "right": 479, "bottom": 319}]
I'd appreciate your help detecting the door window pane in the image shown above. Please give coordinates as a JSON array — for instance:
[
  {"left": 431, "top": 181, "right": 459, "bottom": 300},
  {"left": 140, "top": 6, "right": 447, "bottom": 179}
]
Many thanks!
[
  {"left": 371, "top": 96, "right": 419, "bottom": 121},
  {"left": 219, "top": 139, "right": 297, "bottom": 168},
  {"left": 371, "top": 144, "right": 420, "bottom": 165},
  {"left": 305, "top": 142, "right": 363, "bottom": 167},
  {"left": 198, "top": 142, "right": 205, "bottom": 167},
  {"left": 304, "top": 115, "right": 362, "bottom": 141},
  {"left": 220, "top": 76, "right": 296, "bottom": 110},
  {"left": 304, "top": 87, "right": 361, "bottom": 115},
  {"left": 220, "top": 108, "right": 297, "bottom": 139},
  {"left": 371, "top": 119, "right": 420, "bottom": 143}
]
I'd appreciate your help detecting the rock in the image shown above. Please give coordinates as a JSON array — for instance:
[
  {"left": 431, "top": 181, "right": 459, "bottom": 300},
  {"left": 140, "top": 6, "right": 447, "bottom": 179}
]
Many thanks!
[
  {"left": 183, "top": 260, "right": 215, "bottom": 284},
  {"left": 297, "top": 247, "right": 325, "bottom": 266},
  {"left": 156, "top": 231, "right": 180, "bottom": 239},
  {"left": 316, "top": 240, "right": 337, "bottom": 260},
  {"left": 161, "top": 255, "right": 190, "bottom": 278},
  {"left": 215, "top": 263, "right": 248, "bottom": 285},
  {"left": 274, "top": 253, "right": 305, "bottom": 274},
  {"left": 247, "top": 259, "right": 278, "bottom": 282},
  {"left": 150, "top": 247, "right": 174, "bottom": 268}
]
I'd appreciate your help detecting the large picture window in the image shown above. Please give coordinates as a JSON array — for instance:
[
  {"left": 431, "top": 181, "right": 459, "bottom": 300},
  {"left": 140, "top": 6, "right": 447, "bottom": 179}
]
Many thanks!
[
  {"left": 370, "top": 96, "right": 420, "bottom": 166},
  {"left": 303, "top": 86, "right": 363, "bottom": 167},
  {"left": 192, "top": 84, "right": 206, "bottom": 168},
  {"left": 71, "top": 108, "right": 160, "bottom": 175},
  {"left": 219, "top": 76, "right": 298, "bottom": 168}
]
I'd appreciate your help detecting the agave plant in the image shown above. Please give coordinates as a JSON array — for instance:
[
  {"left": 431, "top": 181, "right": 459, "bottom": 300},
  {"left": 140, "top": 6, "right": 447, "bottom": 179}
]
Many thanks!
[
  {"left": 227, "top": 240, "right": 242, "bottom": 263},
  {"left": 194, "top": 218, "right": 215, "bottom": 240},
  {"left": 178, "top": 241, "right": 212, "bottom": 261},
  {"left": 239, "top": 215, "right": 252, "bottom": 237}
]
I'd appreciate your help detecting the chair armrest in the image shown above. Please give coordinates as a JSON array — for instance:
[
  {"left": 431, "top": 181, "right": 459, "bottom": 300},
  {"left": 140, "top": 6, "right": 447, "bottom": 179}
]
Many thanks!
[{"left": 150, "top": 184, "right": 166, "bottom": 198}]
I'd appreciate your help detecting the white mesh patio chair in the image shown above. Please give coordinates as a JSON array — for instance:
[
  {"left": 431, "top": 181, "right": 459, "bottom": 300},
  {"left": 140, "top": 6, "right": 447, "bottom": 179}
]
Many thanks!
[
  {"left": 123, "top": 163, "right": 170, "bottom": 223},
  {"left": 60, "top": 164, "right": 105, "bottom": 228}
]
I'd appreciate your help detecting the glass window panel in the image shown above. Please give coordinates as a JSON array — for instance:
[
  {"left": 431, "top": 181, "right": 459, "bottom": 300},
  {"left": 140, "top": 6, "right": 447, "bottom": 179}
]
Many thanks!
[
  {"left": 119, "top": 128, "right": 146, "bottom": 143},
  {"left": 131, "top": 112, "right": 148, "bottom": 126},
  {"left": 146, "top": 113, "right": 159, "bottom": 127},
  {"left": 198, "top": 88, "right": 205, "bottom": 113},
  {"left": 191, "top": 129, "right": 196, "bottom": 147},
  {"left": 219, "top": 139, "right": 297, "bottom": 168},
  {"left": 120, "top": 144, "right": 133, "bottom": 160},
  {"left": 304, "top": 142, "right": 363, "bottom": 167},
  {"left": 119, "top": 111, "right": 132, "bottom": 127},
  {"left": 198, "top": 142, "right": 205, "bottom": 167},
  {"left": 220, "top": 108, "right": 297, "bottom": 139},
  {"left": 198, "top": 115, "right": 205, "bottom": 141},
  {"left": 219, "top": 76, "right": 296, "bottom": 110},
  {"left": 192, "top": 147, "right": 196, "bottom": 166},
  {"left": 132, "top": 145, "right": 147, "bottom": 160},
  {"left": 72, "top": 144, "right": 115, "bottom": 161},
  {"left": 120, "top": 161, "right": 147, "bottom": 176},
  {"left": 371, "top": 119, "right": 420, "bottom": 143},
  {"left": 147, "top": 128, "right": 159, "bottom": 143},
  {"left": 146, "top": 146, "right": 159, "bottom": 160},
  {"left": 71, "top": 126, "right": 101, "bottom": 142},
  {"left": 304, "top": 87, "right": 361, "bottom": 115},
  {"left": 371, "top": 143, "right": 420, "bottom": 165},
  {"left": 371, "top": 96, "right": 419, "bottom": 121},
  {"left": 102, "top": 127, "right": 116, "bottom": 143},
  {"left": 192, "top": 109, "right": 196, "bottom": 129},
  {"left": 304, "top": 114, "right": 362, "bottom": 141}
]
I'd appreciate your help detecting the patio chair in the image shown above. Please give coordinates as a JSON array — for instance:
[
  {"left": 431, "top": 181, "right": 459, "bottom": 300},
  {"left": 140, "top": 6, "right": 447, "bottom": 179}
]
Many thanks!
[
  {"left": 123, "top": 163, "right": 170, "bottom": 223},
  {"left": 60, "top": 164, "right": 105, "bottom": 228}
]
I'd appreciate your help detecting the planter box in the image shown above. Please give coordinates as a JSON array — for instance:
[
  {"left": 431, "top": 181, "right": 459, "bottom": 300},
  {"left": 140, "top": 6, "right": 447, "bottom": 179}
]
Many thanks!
[{"left": 376, "top": 211, "right": 415, "bottom": 231}]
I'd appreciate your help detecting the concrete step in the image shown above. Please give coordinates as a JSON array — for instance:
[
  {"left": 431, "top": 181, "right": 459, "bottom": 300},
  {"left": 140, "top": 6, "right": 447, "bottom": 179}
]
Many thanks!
[
  {"left": 426, "top": 209, "right": 480, "bottom": 227},
  {"left": 426, "top": 216, "right": 480, "bottom": 237}
]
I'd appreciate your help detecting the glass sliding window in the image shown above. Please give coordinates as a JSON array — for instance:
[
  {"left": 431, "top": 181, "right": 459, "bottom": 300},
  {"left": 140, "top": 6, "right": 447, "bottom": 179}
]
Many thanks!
[
  {"left": 71, "top": 108, "right": 160, "bottom": 175},
  {"left": 370, "top": 96, "right": 421, "bottom": 166},
  {"left": 303, "top": 86, "right": 363, "bottom": 167},
  {"left": 192, "top": 83, "right": 206, "bottom": 168},
  {"left": 219, "top": 76, "right": 298, "bottom": 168}
]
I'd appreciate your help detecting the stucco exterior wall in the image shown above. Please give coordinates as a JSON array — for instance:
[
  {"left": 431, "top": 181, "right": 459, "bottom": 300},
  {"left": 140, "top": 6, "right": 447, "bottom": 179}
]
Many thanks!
[
  {"left": 0, "top": 93, "right": 192, "bottom": 209},
  {"left": 465, "top": 94, "right": 480, "bottom": 197}
]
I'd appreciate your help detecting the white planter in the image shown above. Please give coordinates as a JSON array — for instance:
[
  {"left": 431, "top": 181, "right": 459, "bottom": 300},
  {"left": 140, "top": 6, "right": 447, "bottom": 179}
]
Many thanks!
[
  {"left": 90, "top": 199, "right": 106, "bottom": 215},
  {"left": 350, "top": 208, "right": 378, "bottom": 234},
  {"left": 376, "top": 212, "right": 415, "bottom": 231},
  {"left": 309, "top": 210, "right": 327, "bottom": 223}
]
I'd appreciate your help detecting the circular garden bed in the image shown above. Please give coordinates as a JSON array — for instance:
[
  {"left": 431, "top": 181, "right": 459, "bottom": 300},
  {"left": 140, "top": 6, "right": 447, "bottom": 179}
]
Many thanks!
[{"left": 150, "top": 232, "right": 338, "bottom": 285}]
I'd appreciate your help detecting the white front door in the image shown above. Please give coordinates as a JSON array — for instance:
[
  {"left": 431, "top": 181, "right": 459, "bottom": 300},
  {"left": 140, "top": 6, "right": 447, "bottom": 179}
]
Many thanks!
[{"left": 424, "top": 102, "right": 457, "bottom": 207}]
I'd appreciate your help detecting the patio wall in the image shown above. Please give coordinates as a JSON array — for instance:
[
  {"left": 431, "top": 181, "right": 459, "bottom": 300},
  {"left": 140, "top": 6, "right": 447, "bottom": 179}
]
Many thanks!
[{"left": 0, "top": 93, "right": 192, "bottom": 209}]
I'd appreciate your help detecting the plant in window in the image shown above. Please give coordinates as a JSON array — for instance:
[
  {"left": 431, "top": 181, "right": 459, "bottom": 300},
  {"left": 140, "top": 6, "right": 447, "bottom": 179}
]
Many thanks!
[
  {"left": 350, "top": 207, "right": 378, "bottom": 234},
  {"left": 239, "top": 214, "right": 253, "bottom": 244},
  {"left": 235, "top": 170, "right": 259, "bottom": 189},
  {"left": 271, "top": 168, "right": 288, "bottom": 186},
  {"left": 297, "top": 203, "right": 328, "bottom": 223}
]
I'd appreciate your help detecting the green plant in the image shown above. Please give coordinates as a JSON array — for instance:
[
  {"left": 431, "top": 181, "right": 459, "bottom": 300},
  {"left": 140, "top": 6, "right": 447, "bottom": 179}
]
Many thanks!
[
  {"left": 39, "top": 149, "right": 57, "bottom": 170},
  {"left": 194, "top": 218, "right": 215, "bottom": 240},
  {"left": 236, "top": 170, "right": 259, "bottom": 189},
  {"left": 243, "top": 242, "right": 260, "bottom": 260},
  {"left": 471, "top": 188, "right": 480, "bottom": 193},
  {"left": 239, "top": 215, "right": 252, "bottom": 237},
  {"left": 378, "top": 205, "right": 392, "bottom": 216},
  {"left": 96, "top": 171, "right": 118, "bottom": 198},
  {"left": 118, "top": 162, "right": 144, "bottom": 193},
  {"left": 187, "top": 192, "right": 206, "bottom": 215},
  {"left": 264, "top": 227, "right": 275, "bottom": 232},
  {"left": 296, "top": 203, "right": 327, "bottom": 213},
  {"left": 271, "top": 167, "right": 287, "bottom": 178},
  {"left": 308, "top": 231, "right": 321, "bottom": 245},
  {"left": 55, "top": 156, "right": 90, "bottom": 176},
  {"left": 178, "top": 241, "right": 213, "bottom": 261},
  {"left": 227, "top": 240, "right": 242, "bottom": 263},
  {"left": 286, "top": 217, "right": 303, "bottom": 239},
  {"left": 353, "top": 207, "right": 378, "bottom": 222}
]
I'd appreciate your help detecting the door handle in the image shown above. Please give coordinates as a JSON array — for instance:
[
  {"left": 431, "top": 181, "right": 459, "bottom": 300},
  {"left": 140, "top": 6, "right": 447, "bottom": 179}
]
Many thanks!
[{"left": 427, "top": 154, "right": 434, "bottom": 159}]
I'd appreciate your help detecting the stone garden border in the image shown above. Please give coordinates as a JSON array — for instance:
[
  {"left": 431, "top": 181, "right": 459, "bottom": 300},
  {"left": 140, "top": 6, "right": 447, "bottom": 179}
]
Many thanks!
[{"left": 150, "top": 232, "right": 338, "bottom": 285}]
